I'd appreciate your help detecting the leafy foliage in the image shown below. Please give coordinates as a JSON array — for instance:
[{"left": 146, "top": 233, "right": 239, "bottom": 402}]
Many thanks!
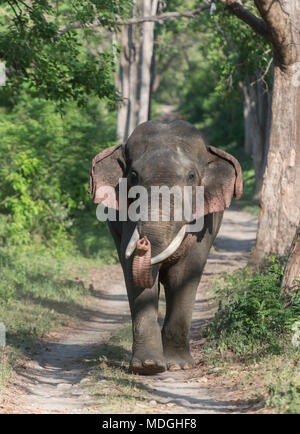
[
  {"left": 153, "top": 1, "right": 271, "bottom": 152},
  {"left": 204, "top": 258, "right": 300, "bottom": 358},
  {"left": 206, "top": 4, "right": 273, "bottom": 93},
  {"left": 0, "top": 0, "right": 132, "bottom": 106},
  {"left": 178, "top": 5, "right": 271, "bottom": 143},
  {"left": 0, "top": 92, "right": 117, "bottom": 256}
]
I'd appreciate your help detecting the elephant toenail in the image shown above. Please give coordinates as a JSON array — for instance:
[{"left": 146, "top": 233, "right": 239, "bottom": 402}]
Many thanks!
[
  {"left": 182, "top": 363, "right": 193, "bottom": 370},
  {"left": 143, "top": 359, "right": 155, "bottom": 367},
  {"left": 168, "top": 363, "right": 181, "bottom": 371}
]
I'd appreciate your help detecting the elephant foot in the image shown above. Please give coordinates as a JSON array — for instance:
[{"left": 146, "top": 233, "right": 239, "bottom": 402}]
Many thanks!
[
  {"left": 129, "top": 352, "right": 167, "bottom": 375},
  {"left": 164, "top": 347, "right": 195, "bottom": 371}
]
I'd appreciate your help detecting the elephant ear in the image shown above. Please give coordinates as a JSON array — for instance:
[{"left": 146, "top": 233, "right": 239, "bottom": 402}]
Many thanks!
[
  {"left": 89, "top": 144, "right": 124, "bottom": 209},
  {"left": 202, "top": 145, "right": 243, "bottom": 215}
]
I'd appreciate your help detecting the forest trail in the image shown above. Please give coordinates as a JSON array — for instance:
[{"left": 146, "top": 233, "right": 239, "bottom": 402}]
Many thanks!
[{"left": 4, "top": 208, "right": 258, "bottom": 414}]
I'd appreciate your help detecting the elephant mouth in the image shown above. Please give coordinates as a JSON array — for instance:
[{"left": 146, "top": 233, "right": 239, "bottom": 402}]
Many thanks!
[
  {"left": 126, "top": 225, "right": 187, "bottom": 289},
  {"left": 125, "top": 224, "right": 187, "bottom": 265}
]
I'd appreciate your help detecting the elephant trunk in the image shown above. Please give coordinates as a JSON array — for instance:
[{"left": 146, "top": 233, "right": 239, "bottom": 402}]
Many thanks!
[
  {"left": 132, "top": 236, "right": 154, "bottom": 288},
  {"left": 128, "top": 225, "right": 187, "bottom": 288}
]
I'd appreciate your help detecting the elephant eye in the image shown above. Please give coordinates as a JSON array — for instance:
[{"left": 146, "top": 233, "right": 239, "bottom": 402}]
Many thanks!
[
  {"left": 187, "top": 171, "right": 196, "bottom": 185},
  {"left": 128, "top": 170, "right": 139, "bottom": 185}
]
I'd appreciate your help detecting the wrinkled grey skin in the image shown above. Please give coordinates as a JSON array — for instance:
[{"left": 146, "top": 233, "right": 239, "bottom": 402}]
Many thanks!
[{"left": 91, "top": 120, "right": 242, "bottom": 375}]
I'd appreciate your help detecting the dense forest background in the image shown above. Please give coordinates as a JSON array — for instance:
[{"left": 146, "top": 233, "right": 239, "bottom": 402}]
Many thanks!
[{"left": 0, "top": 0, "right": 271, "bottom": 259}]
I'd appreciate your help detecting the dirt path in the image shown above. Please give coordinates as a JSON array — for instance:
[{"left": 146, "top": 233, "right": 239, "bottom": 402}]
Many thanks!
[{"left": 5, "top": 208, "right": 257, "bottom": 414}]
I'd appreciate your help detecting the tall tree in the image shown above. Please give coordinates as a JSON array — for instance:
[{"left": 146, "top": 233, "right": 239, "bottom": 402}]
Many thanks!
[
  {"left": 116, "top": 0, "right": 159, "bottom": 142},
  {"left": 219, "top": 1, "right": 300, "bottom": 272},
  {"left": 240, "top": 76, "right": 272, "bottom": 199},
  {"left": 139, "top": 0, "right": 159, "bottom": 124}
]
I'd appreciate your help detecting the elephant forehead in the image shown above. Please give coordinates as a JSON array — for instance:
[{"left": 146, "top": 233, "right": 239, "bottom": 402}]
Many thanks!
[
  {"left": 126, "top": 120, "right": 208, "bottom": 161},
  {"left": 133, "top": 148, "right": 190, "bottom": 181},
  {"left": 128, "top": 120, "right": 205, "bottom": 142}
]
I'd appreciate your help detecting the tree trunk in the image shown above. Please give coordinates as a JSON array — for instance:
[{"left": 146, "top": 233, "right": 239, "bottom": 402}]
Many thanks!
[
  {"left": 116, "top": 1, "right": 141, "bottom": 142},
  {"left": 240, "top": 76, "right": 271, "bottom": 200},
  {"left": 220, "top": 0, "right": 300, "bottom": 288},
  {"left": 127, "top": 22, "right": 140, "bottom": 137},
  {"left": 139, "top": 0, "right": 158, "bottom": 124},
  {"left": 251, "top": 63, "right": 300, "bottom": 264},
  {"left": 117, "top": 26, "right": 130, "bottom": 142},
  {"left": 116, "top": 0, "right": 158, "bottom": 142},
  {"left": 281, "top": 223, "right": 300, "bottom": 292}
]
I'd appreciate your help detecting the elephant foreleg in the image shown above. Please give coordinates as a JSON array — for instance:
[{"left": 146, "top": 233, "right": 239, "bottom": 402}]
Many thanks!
[
  {"left": 126, "top": 280, "right": 166, "bottom": 374},
  {"left": 120, "top": 226, "right": 166, "bottom": 375},
  {"left": 160, "top": 253, "right": 206, "bottom": 371}
]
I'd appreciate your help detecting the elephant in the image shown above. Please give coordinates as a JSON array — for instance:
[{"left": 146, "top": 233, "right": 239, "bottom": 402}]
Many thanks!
[{"left": 89, "top": 120, "right": 242, "bottom": 375}]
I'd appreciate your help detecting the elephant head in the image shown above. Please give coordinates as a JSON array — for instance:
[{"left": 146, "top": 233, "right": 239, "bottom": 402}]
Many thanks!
[{"left": 89, "top": 120, "right": 242, "bottom": 288}]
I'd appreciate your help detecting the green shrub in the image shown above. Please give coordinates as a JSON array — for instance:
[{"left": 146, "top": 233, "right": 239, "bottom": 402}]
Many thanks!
[
  {"left": 0, "top": 93, "right": 117, "bottom": 256},
  {"left": 204, "top": 258, "right": 300, "bottom": 357},
  {"left": 266, "top": 381, "right": 300, "bottom": 414}
]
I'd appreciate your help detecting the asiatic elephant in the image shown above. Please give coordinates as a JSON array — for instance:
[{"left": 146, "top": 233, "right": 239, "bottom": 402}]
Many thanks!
[{"left": 89, "top": 120, "right": 242, "bottom": 375}]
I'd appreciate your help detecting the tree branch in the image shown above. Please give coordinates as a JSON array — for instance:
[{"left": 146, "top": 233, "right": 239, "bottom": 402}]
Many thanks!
[
  {"left": 0, "top": 194, "right": 19, "bottom": 206},
  {"left": 254, "top": 0, "right": 293, "bottom": 65},
  {"left": 58, "top": 6, "right": 210, "bottom": 35},
  {"left": 219, "top": 0, "right": 271, "bottom": 41},
  {"left": 7, "top": 0, "right": 23, "bottom": 28}
]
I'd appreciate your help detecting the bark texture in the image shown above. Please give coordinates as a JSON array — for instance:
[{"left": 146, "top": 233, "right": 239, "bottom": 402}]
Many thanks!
[
  {"left": 252, "top": 63, "right": 300, "bottom": 263},
  {"left": 116, "top": 2, "right": 142, "bottom": 143},
  {"left": 240, "top": 77, "right": 272, "bottom": 199},
  {"left": 116, "top": 0, "right": 158, "bottom": 142},
  {"left": 250, "top": 0, "right": 300, "bottom": 264},
  {"left": 139, "top": 0, "right": 158, "bottom": 125}
]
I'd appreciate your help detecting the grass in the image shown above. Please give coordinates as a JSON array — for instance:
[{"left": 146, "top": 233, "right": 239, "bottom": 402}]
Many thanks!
[
  {"left": 266, "top": 378, "right": 300, "bottom": 414},
  {"left": 82, "top": 323, "right": 174, "bottom": 414},
  {"left": 200, "top": 258, "right": 300, "bottom": 413},
  {"left": 0, "top": 350, "right": 14, "bottom": 394},
  {"left": 82, "top": 296, "right": 168, "bottom": 414},
  {"left": 85, "top": 323, "right": 151, "bottom": 414}
]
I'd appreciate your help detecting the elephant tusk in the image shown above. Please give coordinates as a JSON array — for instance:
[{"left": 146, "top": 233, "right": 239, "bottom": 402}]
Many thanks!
[
  {"left": 150, "top": 225, "right": 187, "bottom": 265},
  {"left": 125, "top": 227, "right": 140, "bottom": 259}
]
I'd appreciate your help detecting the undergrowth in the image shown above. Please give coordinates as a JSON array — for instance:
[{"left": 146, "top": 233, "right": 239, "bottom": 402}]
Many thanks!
[
  {"left": 202, "top": 257, "right": 300, "bottom": 413},
  {"left": 86, "top": 323, "right": 159, "bottom": 414},
  {"left": 203, "top": 258, "right": 300, "bottom": 358},
  {"left": 0, "top": 245, "right": 108, "bottom": 397}
]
